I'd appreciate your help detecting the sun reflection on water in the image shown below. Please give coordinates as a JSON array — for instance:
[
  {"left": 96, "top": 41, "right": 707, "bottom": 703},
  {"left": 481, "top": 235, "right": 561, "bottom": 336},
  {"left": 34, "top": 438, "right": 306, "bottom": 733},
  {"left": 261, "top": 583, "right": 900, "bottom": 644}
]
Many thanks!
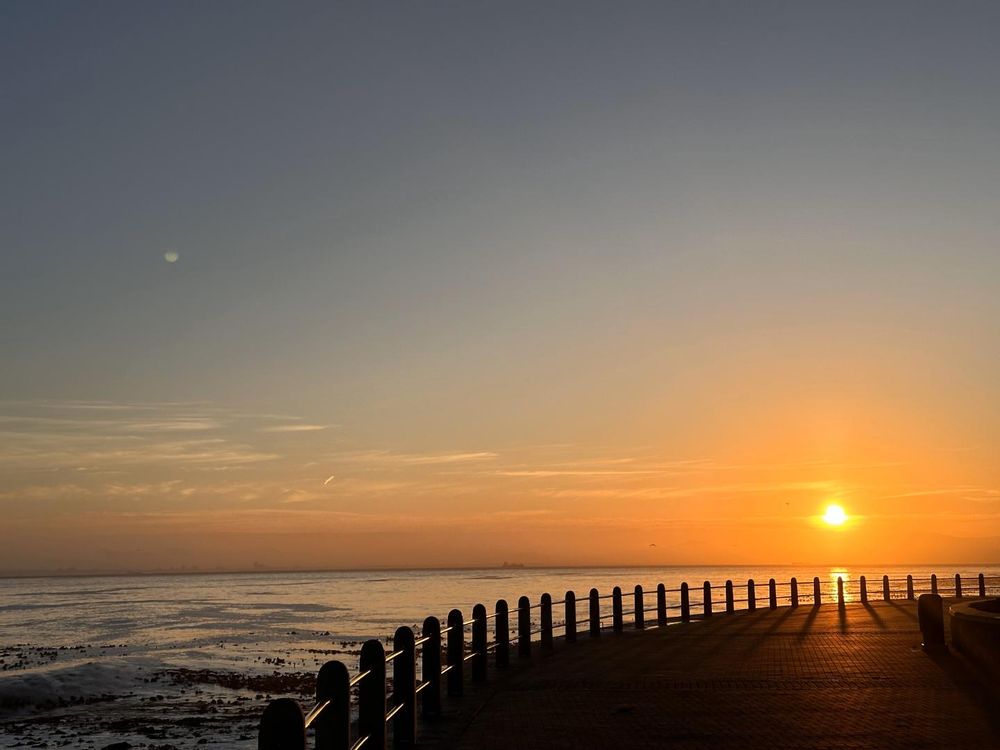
[{"left": 829, "top": 568, "right": 851, "bottom": 603}]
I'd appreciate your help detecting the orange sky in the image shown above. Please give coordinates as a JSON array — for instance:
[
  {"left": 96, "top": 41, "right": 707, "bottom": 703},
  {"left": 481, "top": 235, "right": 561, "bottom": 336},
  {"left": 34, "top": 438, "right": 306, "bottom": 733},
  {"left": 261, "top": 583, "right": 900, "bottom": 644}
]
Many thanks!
[{"left": 1, "top": 385, "right": 997, "bottom": 574}]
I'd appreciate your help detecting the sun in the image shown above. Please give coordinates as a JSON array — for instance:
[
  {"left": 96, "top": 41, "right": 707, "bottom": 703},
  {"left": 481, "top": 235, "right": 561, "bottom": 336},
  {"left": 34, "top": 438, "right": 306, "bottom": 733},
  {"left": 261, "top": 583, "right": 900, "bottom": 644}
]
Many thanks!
[{"left": 822, "top": 504, "right": 848, "bottom": 526}]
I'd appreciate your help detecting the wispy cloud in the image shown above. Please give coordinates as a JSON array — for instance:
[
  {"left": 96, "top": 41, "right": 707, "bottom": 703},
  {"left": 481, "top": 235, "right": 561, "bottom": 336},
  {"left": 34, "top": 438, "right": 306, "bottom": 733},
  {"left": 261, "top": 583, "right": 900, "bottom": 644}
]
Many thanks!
[
  {"left": 531, "top": 480, "right": 843, "bottom": 501},
  {"left": 258, "top": 424, "right": 330, "bottom": 433},
  {"left": 325, "top": 449, "right": 498, "bottom": 467},
  {"left": 0, "top": 399, "right": 214, "bottom": 412},
  {"left": 0, "top": 483, "right": 93, "bottom": 501},
  {"left": 0, "top": 400, "right": 294, "bottom": 472},
  {"left": 399, "top": 451, "right": 498, "bottom": 465},
  {"left": 878, "top": 487, "right": 1000, "bottom": 503},
  {"left": 496, "top": 469, "right": 665, "bottom": 478},
  {"left": 0, "top": 415, "right": 221, "bottom": 432}
]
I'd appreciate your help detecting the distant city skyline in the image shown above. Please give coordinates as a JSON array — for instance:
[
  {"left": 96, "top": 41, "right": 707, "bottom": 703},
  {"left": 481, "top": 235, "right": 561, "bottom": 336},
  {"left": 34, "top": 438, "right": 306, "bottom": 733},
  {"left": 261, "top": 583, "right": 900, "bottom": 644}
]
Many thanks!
[{"left": 2, "top": 1, "right": 998, "bottom": 573}]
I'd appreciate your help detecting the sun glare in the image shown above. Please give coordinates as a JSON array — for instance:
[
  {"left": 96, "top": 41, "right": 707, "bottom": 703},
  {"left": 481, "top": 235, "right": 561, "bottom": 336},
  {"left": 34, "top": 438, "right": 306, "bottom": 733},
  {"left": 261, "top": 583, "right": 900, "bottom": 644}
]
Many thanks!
[{"left": 822, "top": 504, "right": 848, "bottom": 526}]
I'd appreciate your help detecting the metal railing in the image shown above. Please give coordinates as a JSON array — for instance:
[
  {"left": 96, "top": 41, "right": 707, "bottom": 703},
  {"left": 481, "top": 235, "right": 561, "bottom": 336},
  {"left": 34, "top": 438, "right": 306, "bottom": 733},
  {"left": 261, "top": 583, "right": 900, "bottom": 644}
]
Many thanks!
[{"left": 258, "top": 571, "right": 999, "bottom": 749}]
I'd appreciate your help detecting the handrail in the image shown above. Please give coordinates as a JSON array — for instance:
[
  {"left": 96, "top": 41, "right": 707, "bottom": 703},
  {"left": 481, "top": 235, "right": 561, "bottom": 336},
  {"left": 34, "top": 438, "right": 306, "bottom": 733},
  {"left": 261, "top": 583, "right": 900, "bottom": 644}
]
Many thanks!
[
  {"left": 258, "top": 569, "right": 998, "bottom": 750},
  {"left": 303, "top": 699, "right": 330, "bottom": 729},
  {"left": 349, "top": 669, "right": 371, "bottom": 688}
]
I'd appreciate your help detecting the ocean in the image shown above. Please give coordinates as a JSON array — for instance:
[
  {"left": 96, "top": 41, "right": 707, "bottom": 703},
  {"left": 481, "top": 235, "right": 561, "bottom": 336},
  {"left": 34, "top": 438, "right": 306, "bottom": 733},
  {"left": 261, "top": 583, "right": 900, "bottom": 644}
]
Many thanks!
[{"left": 2, "top": 564, "right": 997, "bottom": 749}]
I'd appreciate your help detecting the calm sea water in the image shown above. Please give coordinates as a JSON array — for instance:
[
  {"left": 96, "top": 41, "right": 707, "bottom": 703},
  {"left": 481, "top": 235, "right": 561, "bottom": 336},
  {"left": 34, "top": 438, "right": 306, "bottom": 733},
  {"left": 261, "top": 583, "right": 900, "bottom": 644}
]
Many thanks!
[{"left": 1, "top": 564, "right": 997, "bottom": 749}]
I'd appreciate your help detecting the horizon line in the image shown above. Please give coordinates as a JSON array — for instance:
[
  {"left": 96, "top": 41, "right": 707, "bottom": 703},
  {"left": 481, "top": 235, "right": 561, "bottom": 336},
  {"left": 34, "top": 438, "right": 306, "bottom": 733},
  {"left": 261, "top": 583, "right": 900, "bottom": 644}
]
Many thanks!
[{"left": 3, "top": 560, "right": 998, "bottom": 582}]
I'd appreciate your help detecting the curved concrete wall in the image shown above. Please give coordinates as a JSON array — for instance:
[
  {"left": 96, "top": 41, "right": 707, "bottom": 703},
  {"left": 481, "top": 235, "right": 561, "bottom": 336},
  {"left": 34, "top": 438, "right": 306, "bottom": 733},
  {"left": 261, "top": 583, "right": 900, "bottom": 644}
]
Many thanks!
[{"left": 949, "top": 599, "right": 1000, "bottom": 686}]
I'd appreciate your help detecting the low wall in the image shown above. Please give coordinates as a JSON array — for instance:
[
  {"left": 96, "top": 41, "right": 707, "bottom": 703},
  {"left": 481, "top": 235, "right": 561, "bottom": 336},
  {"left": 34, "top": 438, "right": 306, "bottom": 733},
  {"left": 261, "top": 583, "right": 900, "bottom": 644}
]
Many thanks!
[{"left": 949, "top": 598, "right": 1000, "bottom": 685}]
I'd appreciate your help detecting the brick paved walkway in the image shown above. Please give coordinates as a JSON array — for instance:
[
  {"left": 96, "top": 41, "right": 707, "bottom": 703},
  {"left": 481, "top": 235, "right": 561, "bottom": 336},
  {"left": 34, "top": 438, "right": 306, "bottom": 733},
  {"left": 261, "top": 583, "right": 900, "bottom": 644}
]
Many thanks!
[{"left": 445, "top": 601, "right": 1000, "bottom": 749}]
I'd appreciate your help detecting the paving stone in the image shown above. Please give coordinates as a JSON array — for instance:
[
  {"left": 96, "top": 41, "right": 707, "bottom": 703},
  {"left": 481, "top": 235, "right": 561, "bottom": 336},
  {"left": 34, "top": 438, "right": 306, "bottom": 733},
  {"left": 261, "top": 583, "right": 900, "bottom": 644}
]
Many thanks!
[{"left": 443, "top": 601, "right": 1000, "bottom": 749}]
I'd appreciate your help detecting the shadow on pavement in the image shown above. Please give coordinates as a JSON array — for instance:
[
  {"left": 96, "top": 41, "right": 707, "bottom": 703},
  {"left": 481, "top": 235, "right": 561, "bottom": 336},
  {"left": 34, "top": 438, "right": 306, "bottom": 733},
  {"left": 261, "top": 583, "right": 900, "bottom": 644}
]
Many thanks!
[
  {"left": 861, "top": 603, "right": 888, "bottom": 629},
  {"left": 884, "top": 598, "right": 919, "bottom": 622},
  {"left": 924, "top": 647, "right": 1000, "bottom": 737},
  {"left": 796, "top": 603, "right": 822, "bottom": 640}
]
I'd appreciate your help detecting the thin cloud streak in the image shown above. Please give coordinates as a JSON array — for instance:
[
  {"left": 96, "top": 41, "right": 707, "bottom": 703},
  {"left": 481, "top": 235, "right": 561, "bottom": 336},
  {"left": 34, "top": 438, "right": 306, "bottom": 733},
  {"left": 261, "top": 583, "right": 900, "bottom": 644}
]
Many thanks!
[{"left": 258, "top": 424, "right": 330, "bottom": 433}]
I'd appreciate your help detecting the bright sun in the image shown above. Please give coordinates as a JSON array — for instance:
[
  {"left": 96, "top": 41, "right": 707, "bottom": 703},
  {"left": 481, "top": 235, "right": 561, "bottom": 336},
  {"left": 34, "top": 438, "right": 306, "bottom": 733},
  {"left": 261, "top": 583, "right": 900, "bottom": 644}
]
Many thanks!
[{"left": 823, "top": 504, "right": 848, "bottom": 526}]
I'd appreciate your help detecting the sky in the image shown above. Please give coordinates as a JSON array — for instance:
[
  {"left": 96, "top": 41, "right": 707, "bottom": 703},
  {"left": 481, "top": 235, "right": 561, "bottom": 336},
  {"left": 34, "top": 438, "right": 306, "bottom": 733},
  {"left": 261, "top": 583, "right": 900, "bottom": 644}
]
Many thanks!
[{"left": 2, "top": 1, "right": 999, "bottom": 574}]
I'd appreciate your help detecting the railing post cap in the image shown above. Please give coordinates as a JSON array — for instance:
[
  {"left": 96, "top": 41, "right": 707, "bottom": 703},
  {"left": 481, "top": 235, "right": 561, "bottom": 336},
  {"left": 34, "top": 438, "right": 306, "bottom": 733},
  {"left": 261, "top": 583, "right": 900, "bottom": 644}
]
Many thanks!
[
  {"left": 259, "top": 697, "right": 306, "bottom": 750},
  {"left": 317, "top": 659, "right": 350, "bottom": 697},
  {"left": 394, "top": 624, "right": 415, "bottom": 644}
]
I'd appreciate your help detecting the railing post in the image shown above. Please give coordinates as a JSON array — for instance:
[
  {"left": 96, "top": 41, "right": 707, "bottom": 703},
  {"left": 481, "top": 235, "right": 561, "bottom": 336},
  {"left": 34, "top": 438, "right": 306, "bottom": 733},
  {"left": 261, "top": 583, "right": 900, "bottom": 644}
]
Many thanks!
[
  {"left": 312, "top": 661, "right": 351, "bottom": 750},
  {"left": 446, "top": 610, "right": 463, "bottom": 697},
  {"left": 315, "top": 660, "right": 350, "bottom": 750},
  {"left": 612, "top": 586, "right": 624, "bottom": 633},
  {"left": 540, "top": 593, "right": 554, "bottom": 653},
  {"left": 258, "top": 698, "right": 306, "bottom": 750},
  {"left": 931, "top": 574, "right": 938, "bottom": 594},
  {"left": 768, "top": 578, "right": 777, "bottom": 609},
  {"left": 725, "top": 580, "right": 735, "bottom": 613},
  {"left": 392, "top": 626, "right": 416, "bottom": 747},
  {"left": 747, "top": 579, "right": 756, "bottom": 612},
  {"left": 518, "top": 596, "right": 531, "bottom": 658},
  {"left": 358, "top": 639, "right": 386, "bottom": 750},
  {"left": 656, "top": 583, "right": 667, "bottom": 626},
  {"left": 634, "top": 585, "right": 644, "bottom": 629},
  {"left": 680, "top": 582, "right": 690, "bottom": 622},
  {"left": 860, "top": 575, "right": 868, "bottom": 604},
  {"left": 813, "top": 576, "right": 821, "bottom": 606},
  {"left": 703, "top": 581, "right": 712, "bottom": 617},
  {"left": 589, "top": 588, "right": 601, "bottom": 637},
  {"left": 882, "top": 575, "right": 890, "bottom": 602},
  {"left": 906, "top": 575, "right": 914, "bottom": 600},
  {"left": 494, "top": 601, "right": 509, "bottom": 669},
  {"left": 837, "top": 576, "right": 845, "bottom": 607},
  {"left": 471, "top": 604, "right": 487, "bottom": 682},
  {"left": 954, "top": 573, "right": 962, "bottom": 598},
  {"left": 979, "top": 573, "right": 986, "bottom": 597},
  {"left": 420, "top": 616, "right": 441, "bottom": 717},
  {"left": 790, "top": 578, "right": 798, "bottom": 607},
  {"left": 565, "top": 590, "right": 577, "bottom": 643}
]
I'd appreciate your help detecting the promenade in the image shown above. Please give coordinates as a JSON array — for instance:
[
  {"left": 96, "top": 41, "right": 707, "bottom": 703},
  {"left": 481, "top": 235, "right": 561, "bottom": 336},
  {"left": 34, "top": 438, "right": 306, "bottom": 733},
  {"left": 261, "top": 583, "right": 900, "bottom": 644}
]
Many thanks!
[{"left": 442, "top": 600, "right": 1000, "bottom": 749}]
